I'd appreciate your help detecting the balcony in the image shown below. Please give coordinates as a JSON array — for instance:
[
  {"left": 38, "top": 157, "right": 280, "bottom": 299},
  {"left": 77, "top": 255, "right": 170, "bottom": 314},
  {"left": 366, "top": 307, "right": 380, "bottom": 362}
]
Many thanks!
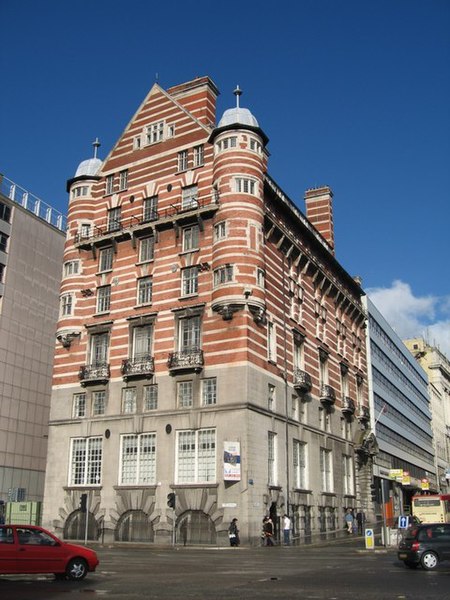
[
  {"left": 357, "top": 405, "right": 370, "bottom": 423},
  {"left": 168, "top": 347, "right": 204, "bottom": 374},
  {"left": 319, "top": 384, "right": 336, "bottom": 406},
  {"left": 341, "top": 396, "right": 356, "bottom": 415},
  {"left": 121, "top": 355, "right": 155, "bottom": 380},
  {"left": 293, "top": 369, "right": 312, "bottom": 394},
  {"left": 79, "top": 362, "right": 110, "bottom": 386}
]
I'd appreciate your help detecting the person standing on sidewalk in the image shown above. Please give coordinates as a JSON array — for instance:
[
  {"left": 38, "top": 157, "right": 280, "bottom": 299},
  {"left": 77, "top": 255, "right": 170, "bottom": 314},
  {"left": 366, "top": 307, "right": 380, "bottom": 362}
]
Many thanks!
[
  {"left": 283, "top": 514, "right": 291, "bottom": 545},
  {"left": 228, "top": 518, "right": 240, "bottom": 546},
  {"left": 263, "top": 516, "right": 274, "bottom": 546},
  {"left": 345, "top": 508, "right": 354, "bottom": 534}
]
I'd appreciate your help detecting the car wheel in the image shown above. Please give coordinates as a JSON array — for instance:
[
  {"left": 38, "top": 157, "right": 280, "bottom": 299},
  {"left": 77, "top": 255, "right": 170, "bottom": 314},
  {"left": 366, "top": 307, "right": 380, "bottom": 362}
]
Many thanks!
[
  {"left": 421, "top": 551, "right": 439, "bottom": 570},
  {"left": 404, "top": 560, "right": 418, "bottom": 569},
  {"left": 66, "top": 558, "right": 88, "bottom": 580}
]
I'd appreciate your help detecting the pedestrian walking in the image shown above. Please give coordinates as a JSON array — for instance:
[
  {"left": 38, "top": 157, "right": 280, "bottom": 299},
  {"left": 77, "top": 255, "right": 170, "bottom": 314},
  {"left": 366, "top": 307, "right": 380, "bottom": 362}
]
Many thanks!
[
  {"left": 283, "top": 514, "right": 291, "bottom": 545},
  {"left": 356, "top": 510, "right": 366, "bottom": 535},
  {"left": 228, "top": 518, "right": 240, "bottom": 546},
  {"left": 345, "top": 508, "right": 354, "bottom": 534},
  {"left": 263, "top": 516, "right": 274, "bottom": 546}
]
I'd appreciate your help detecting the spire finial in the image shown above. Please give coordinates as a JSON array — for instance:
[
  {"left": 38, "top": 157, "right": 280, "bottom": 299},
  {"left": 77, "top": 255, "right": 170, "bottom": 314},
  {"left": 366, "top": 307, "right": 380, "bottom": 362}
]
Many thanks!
[
  {"left": 92, "top": 138, "right": 101, "bottom": 159},
  {"left": 234, "top": 85, "right": 242, "bottom": 108}
]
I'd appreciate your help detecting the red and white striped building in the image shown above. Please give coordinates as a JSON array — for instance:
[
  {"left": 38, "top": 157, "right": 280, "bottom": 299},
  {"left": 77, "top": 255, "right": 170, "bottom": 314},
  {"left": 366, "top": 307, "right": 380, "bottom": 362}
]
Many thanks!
[{"left": 43, "top": 76, "right": 372, "bottom": 545}]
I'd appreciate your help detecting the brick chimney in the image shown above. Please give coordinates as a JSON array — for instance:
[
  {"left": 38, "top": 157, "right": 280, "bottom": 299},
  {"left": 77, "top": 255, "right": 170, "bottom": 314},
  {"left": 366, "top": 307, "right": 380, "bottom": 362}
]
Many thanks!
[
  {"left": 167, "top": 76, "right": 219, "bottom": 126},
  {"left": 304, "top": 186, "right": 335, "bottom": 254}
]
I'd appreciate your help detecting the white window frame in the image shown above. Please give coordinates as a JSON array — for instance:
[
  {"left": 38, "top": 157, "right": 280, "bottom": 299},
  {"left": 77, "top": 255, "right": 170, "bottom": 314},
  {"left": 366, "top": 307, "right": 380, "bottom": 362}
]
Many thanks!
[
  {"left": 178, "top": 380, "right": 193, "bottom": 408},
  {"left": 143, "top": 196, "right": 158, "bottom": 222},
  {"left": 92, "top": 390, "right": 106, "bottom": 416},
  {"left": 105, "top": 174, "right": 114, "bottom": 195},
  {"left": 139, "top": 236, "right": 154, "bottom": 262},
  {"left": 343, "top": 454, "right": 354, "bottom": 495},
  {"left": 181, "top": 267, "right": 198, "bottom": 296},
  {"left": 89, "top": 332, "right": 109, "bottom": 366},
  {"left": 60, "top": 293, "right": 73, "bottom": 317},
  {"left": 320, "top": 448, "right": 333, "bottom": 492},
  {"left": 63, "top": 260, "right": 80, "bottom": 277},
  {"left": 213, "top": 265, "right": 233, "bottom": 286},
  {"left": 144, "top": 384, "right": 158, "bottom": 411},
  {"left": 235, "top": 177, "right": 256, "bottom": 195},
  {"left": 146, "top": 121, "right": 164, "bottom": 145},
  {"left": 119, "top": 433, "right": 156, "bottom": 485},
  {"left": 178, "top": 315, "right": 201, "bottom": 351},
  {"left": 99, "top": 247, "right": 113, "bottom": 272},
  {"left": 73, "top": 393, "right": 86, "bottom": 418},
  {"left": 137, "top": 277, "right": 153, "bottom": 305},
  {"left": 193, "top": 145, "right": 204, "bottom": 167},
  {"left": 132, "top": 324, "right": 153, "bottom": 358},
  {"left": 214, "top": 221, "right": 226, "bottom": 241},
  {"left": 176, "top": 428, "right": 216, "bottom": 484},
  {"left": 267, "top": 321, "right": 277, "bottom": 363},
  {"left": 293, "top": 440, "right": 308, "bottom": 489},
  {"left": 182, "top": 185, "right": 198, "bottom": 210},
  {"left": 268, "top": 432, "right": 277, "bottom": 486},
  {"left": 122, "top": 387, "right": 137, "bottom": 414},
  {"left": 119, "top": 169, "right": 128, "bottom": 191},
  {"left": 202, "top": 378, "right": 217, "bottom": 406},
  {"left": 182, "top": 225, "right": 199, "bottom": 252},
  {"left": 96, "top": 285, "right": 111, "bottom": 313},
  {"left": 108, "top": 207, "right": 121, "bottom": 232},
  {"left": 69, "top": 437, "right": 102, "bottom": 486},
  {"left": 178, "top": 150, "right": 189, "bottom": 172}
]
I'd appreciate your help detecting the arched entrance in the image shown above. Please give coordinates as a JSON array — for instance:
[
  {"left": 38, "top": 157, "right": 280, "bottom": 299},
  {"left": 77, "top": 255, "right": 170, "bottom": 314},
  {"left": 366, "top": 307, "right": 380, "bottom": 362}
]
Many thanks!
[
  {"left": 115, "top": 509, "right": 154, "bottom": 542},
  {"left": 64, "top": 510, "right": 98, "bottom": 541},
  {"left": 176, "top": 510, "right": 216, "bottom": 545}
]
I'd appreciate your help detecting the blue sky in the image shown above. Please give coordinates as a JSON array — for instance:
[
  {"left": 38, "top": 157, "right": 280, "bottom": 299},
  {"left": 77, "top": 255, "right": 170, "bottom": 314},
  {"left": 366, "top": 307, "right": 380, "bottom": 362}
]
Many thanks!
[{"left": 1, "top": 0, "right": 449, "bottom": 354}]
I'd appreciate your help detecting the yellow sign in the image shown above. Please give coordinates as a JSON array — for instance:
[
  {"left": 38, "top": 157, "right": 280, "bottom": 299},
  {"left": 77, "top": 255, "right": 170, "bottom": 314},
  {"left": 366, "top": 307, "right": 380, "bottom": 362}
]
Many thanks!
[
  {"left": 421, "top": 478, "right": 429, "bottom": 491},
  {"left": 389, "top": 469, "right": 403, "bottom": 481},
  {"left": 365, "top": 528, "right": 374, "bottom": 550},
  {"left": 402, "top": 471, "right": 411, "bottom": 485}
]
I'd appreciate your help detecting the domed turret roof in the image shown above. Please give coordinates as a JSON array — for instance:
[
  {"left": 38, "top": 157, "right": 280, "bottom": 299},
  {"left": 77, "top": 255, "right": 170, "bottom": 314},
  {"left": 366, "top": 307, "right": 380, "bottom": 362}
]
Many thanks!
[
  {"left": 75, "top": 157, "right": 102, "bottom": 177},
  {"left": 209, "top": 86, "right": 268, "bottom": 145}
]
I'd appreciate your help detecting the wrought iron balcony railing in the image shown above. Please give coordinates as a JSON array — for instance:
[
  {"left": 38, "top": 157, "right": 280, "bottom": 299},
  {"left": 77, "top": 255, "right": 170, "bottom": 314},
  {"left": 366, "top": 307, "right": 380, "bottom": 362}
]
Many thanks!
[
  {"left": 319, "top": 383, "right": 336, "bottom": 406},
  {"left": 79, "top": 362, "right": 110, "bottom": 385},
  {"left": 121, "top": 355, "right": 155, "bottom": 380},
  {"left": 168, "top": 347, "right": 204, "bottom": 373},
  {"left": 341, "top": 396, "right": 356, "bottom": 415},
  {"left": 293, "top": 369, "right": 312, "bottom": 393}
]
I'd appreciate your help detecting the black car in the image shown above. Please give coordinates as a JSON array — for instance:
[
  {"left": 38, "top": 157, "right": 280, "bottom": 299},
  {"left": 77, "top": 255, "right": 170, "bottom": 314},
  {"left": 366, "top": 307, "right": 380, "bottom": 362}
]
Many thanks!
[{"left": 398, "top": 523, "right": 450, "bottom": 570}]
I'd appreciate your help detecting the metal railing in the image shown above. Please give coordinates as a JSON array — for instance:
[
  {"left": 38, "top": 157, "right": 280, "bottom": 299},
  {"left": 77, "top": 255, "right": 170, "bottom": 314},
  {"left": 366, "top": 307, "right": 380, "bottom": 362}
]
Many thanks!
[
  {"left": 121, "top": 355, "right": 155, "bottom": 379},
  {"left": 0, "top": 174, "right": 67, "bottom": 232}
]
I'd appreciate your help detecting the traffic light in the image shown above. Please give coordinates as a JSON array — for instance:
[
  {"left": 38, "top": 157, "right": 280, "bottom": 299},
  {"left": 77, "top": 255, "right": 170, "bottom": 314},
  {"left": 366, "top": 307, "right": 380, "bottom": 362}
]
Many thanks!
[
  {"left": 80, "top": 493, "right": 87, "bottom": 513},
  {"left": 167, "top": 492, "right": 176, "bottom": 509},
  {"left": 370, "top": 483, "right": 378, "bottom": 503}
]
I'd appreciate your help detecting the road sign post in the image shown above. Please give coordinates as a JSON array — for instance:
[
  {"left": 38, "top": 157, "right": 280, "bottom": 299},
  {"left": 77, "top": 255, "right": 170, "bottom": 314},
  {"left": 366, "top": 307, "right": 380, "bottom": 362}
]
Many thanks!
[{"left": 365, "top": 528, "right": 374, "bottom": 550}]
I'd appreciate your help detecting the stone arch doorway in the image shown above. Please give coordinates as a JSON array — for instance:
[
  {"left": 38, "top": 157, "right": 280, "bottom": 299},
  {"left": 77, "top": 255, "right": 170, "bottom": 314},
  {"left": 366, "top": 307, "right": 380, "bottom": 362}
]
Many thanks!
[
  {"left": 64, "top": 510, "right": 98, "bottom": 541},
  {"left": 176, "top": 510, "right": 216, "bottom": 545},
  {"left": 115, "top": 509, "right": 154, "bottom": 542}
]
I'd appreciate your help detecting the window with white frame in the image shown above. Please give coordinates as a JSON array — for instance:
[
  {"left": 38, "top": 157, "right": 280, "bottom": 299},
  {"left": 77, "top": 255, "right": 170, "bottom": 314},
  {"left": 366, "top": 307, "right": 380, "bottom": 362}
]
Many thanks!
[
  {"left": 182, "top": 185, "right": 198, "bottom": 210},
  {"left": 182, "top": 225, "right": 199, "bottom": 252},
  {"left": 137, "top": 277, "right": 153, "bottom": 305},
  {"left": 73, "top": 393, "right": 86, "bottom": 418},
  {"left": 144, "top": 384, "right": 158, "bottom": 411},
  {"left": 167, "top": 124, "right": 175, "bottom": 138},
  {"left": 146, "top": 121, "right": 164, "bottom": 145},
  {"left": 133, "top": 135, "right": 142, "bottom": 150},
  {"left": 181, "top": 266, "right": 198, "bottom": 296},
  {"left": 202, "top": 378, "right": 217, "bottom": 406},
  {"left": 216, "top": 136, "right": 237, "bottom": 152},
  {"left": 139, "top": 236, "right": 154, "bottom": 262},
  {"left": 342, "top": 454, "right": 354, "bottom": 495},
  {"left": 105, "top": 174, "right": 114, "bottom": 195},
  {"left": 257, "top": 268, "right": 266, "bottom": 288},
  {"left": 235, "top": 177, "right": 256, "bottom": 195},
  {"left": 178, "top": 315, "right": 201, "bottom": 352},
  {"left": 293, "top": 440, "right": 307, "bottom": 489},
  {"left": 268, "top": 383, "right": 276, "bottom": 411},
  {"left": 119, "top": 169, "right": 128, "bottom": 191},
  {"left": 63, "top": 260, "right": 80, "bottom": 277},
  {"left": 267, "top": 321, "right": 276, "bottom": 363},
  {"left": 96, "top": 285, "right": 111, "bottom": 313},
  {"left": 320, "top": 448, "right": 333, "bottom": 492},
  {"left": 143, "top": 196, "right": 158, "bottom": 222},
  {"left": 89, "top": 332, "right": 109, "bottom": 366},
  {"left": 70, "top": 437, "right": 102, "bottom": 485},
  {"left": 176, "top": 428, "right": 216, "bottom": 484},
  {"left": 249, "top": 138, "right": 262, "bottom": 153},
  {"left": 178, "top": 380, "right": 193, "bottom": 408},
  {"left": 214, "top": 221, "right": 226, "bottom": 241},
  {"left": 268, "top": 432, "right": 277, "bottom": 486},
  {"left": 122, "top": 387, "right": 137, "bottom": 414},
  {"left": 92, "top": 391, "right": 106, "bottom": 416},
  {"left": 132, "top": 324, "right": 152, "bottom": 358},
  {"left": 120, "top": 433, "right": 156, "bottom": 485},
  {"left": 178, "top": 150, "right": 189, "bottom": 171},
  {"left": 193, "top": 145, "right": 204, "bottom": 167},
  {"left": 60, "top": 293, "right": 73, "bottom": 317},
  {"left": 108, "top": 207, "right": 121, "bottom": 232},
  {"left": 213, "top": 265, "right": 233, "bottom": 286},
  {"left": 80, "top": 223, "right": 91, "bottom": 239},
  {"left": 99, "top": 247, "right": 113, "bottom": 272}
]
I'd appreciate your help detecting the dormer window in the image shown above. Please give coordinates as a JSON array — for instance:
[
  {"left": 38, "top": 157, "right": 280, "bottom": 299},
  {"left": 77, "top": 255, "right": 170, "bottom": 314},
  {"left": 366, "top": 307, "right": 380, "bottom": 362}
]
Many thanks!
[{"left": 146, "top": 121, "right": 164, "bottom": 145}]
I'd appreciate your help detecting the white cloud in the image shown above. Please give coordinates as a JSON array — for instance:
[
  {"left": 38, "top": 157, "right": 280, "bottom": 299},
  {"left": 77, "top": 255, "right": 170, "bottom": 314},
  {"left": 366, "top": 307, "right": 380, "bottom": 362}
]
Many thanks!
[{"left": 367, "top": 280, "right": 450, "bottom": 359}]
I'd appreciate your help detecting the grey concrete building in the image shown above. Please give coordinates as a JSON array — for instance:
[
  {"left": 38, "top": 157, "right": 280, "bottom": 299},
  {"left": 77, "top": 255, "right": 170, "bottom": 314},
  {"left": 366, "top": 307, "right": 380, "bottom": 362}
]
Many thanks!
[{"left": 0, "top": 174, "right": 65, "bottom": 510}]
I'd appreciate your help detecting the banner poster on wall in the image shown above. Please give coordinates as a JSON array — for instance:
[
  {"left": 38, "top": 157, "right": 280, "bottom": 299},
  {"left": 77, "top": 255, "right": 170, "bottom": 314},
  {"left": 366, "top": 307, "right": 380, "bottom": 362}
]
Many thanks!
[{"left": 223, "top": 441, "right": 241, "bottom": 481}]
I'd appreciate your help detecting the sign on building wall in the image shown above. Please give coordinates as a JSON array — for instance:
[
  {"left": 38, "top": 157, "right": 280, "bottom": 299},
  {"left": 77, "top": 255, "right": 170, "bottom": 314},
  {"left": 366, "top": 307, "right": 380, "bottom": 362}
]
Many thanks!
[{"left": 223, "top": 441, "right": 241, "bottom": 481}]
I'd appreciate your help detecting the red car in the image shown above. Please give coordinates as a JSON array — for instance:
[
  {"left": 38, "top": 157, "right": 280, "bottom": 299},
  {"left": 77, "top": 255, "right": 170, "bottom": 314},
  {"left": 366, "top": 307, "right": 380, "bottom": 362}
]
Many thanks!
[{"left": 0, "top": 524, "right": 99, "bottom": 580}]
